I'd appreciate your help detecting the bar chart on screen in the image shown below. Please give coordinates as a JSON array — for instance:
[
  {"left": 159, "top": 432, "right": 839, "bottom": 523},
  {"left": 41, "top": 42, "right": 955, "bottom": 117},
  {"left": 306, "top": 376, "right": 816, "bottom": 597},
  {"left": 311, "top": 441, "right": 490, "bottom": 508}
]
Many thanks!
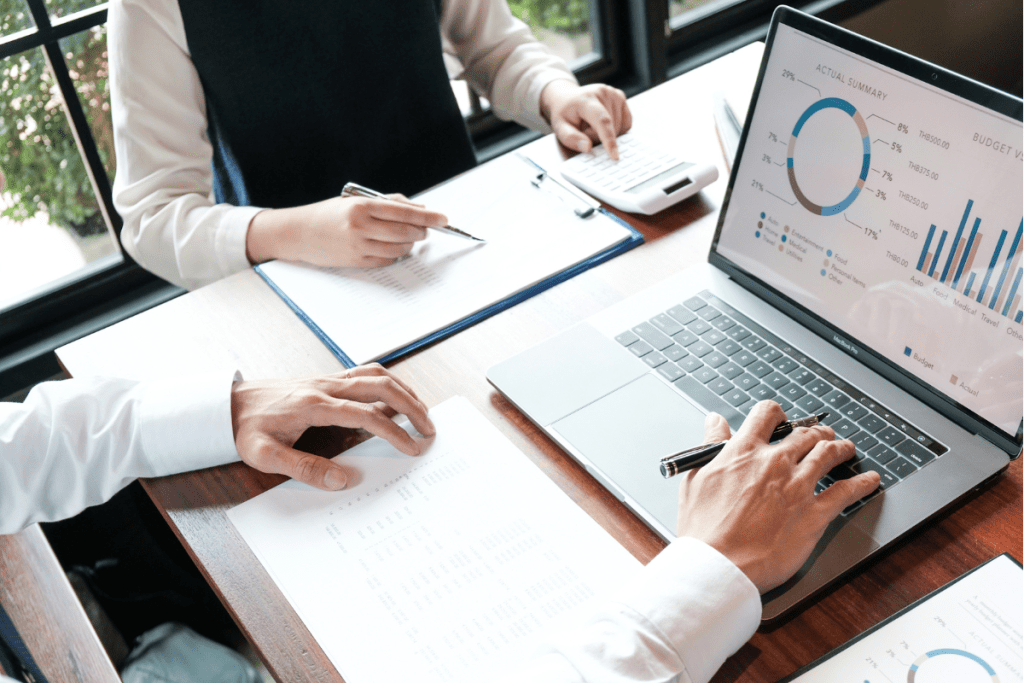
[{"left": 916, "top": 200, "right": 1024, "bottom": 323}]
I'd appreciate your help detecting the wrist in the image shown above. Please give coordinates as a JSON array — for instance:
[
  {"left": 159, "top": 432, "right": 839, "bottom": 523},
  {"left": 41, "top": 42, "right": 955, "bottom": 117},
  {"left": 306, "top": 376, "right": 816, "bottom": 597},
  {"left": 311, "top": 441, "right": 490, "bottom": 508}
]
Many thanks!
[
  {"left": 247, "top": 207, "right": 300, "bottom": 264},
  {"left": 539, "top": 78, "right": 579, "bottom": 124}
]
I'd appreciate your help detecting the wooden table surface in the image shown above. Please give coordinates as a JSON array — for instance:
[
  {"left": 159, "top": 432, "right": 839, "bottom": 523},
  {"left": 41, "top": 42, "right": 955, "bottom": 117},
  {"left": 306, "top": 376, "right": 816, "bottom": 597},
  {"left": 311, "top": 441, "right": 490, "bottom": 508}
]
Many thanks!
[{"left": 54, "top": 46, "right": 1022, "bottom": 683}]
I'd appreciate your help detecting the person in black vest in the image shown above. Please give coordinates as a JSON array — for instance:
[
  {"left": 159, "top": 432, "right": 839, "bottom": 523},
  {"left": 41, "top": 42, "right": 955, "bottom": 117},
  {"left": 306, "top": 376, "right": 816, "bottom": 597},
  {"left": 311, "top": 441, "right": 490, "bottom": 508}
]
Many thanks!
[{"left": 110, "top": 0, "right": 632, "bottom": 290}]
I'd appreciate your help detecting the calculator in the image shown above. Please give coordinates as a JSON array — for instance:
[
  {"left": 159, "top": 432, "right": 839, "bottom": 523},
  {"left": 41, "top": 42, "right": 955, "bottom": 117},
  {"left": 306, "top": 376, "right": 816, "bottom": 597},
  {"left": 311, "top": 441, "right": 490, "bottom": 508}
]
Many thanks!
[{"left": 558, "top": 132, "right": 719, "bottom": 215}]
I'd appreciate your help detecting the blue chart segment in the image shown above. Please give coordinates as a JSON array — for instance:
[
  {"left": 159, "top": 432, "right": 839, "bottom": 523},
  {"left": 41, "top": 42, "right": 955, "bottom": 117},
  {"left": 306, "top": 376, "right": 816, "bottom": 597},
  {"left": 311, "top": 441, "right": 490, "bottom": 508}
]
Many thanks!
[
  {"left": 906, "top": 648, "right": 1000, "bottom": 682},
  {"left": 916, "top": 199, "right": 1024, "bottom": 321},
  {"left": 787, "top": 97, "right": 871, "bottom": 216}
]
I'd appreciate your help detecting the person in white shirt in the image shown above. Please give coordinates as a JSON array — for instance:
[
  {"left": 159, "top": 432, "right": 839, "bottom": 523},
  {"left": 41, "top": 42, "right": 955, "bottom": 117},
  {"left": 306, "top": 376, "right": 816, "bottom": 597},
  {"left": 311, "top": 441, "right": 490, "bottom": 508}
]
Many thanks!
[
  {"left": 1, "top": 365, "right": 878, "bottom": 682},
  {"left": 109, "top": 0, "right": 633, "bottom": 291}
]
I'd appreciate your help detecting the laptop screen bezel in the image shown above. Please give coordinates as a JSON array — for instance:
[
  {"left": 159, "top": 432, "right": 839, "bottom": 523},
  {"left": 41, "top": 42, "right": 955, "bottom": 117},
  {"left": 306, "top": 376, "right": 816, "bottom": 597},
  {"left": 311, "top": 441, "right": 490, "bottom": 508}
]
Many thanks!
[{"left": 708, "top": 5, "right": 1023, "bottom": 456}]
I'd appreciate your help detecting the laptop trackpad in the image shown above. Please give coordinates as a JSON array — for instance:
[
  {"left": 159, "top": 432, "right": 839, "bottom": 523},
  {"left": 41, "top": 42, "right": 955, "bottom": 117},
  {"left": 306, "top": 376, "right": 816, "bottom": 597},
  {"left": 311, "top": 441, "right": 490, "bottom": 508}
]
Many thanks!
[{"left": 552, "top": 373, "right": 707, "bottom": 534}]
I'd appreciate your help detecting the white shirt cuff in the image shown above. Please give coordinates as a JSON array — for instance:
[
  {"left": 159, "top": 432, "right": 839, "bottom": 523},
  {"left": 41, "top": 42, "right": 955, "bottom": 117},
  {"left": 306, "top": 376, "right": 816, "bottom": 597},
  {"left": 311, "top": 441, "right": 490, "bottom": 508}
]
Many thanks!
[
  {"left": 213, "top": 205, "right": 263, "bottom": 284},
  {"left": 139, "top": 370, "right": 242, "bottom": 475}
]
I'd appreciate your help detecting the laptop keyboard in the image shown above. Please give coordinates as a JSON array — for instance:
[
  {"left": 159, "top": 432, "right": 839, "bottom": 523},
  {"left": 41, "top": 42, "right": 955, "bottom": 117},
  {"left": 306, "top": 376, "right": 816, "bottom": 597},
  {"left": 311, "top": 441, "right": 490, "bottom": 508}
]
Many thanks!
[{"left": 614, "top": 290, "right": 947, "bottom": 516}]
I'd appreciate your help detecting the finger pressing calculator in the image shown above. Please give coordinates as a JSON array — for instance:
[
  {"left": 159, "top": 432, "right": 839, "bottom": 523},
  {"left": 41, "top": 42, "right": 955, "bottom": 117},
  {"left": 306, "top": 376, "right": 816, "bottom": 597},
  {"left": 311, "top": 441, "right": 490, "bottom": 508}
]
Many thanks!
[{"left": 559, "top": 132, "right": 719, "bottom": 215}]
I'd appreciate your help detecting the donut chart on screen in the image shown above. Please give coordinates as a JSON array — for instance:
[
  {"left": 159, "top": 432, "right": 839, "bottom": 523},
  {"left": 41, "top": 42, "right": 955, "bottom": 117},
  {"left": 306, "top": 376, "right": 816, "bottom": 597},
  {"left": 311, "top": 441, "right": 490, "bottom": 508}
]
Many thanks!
[
  {"left": 787, "top": 97, "right": 871, "bottom": 216},
  {"left": 906, "top": 648, "right": 1000, "bottom": 682}
]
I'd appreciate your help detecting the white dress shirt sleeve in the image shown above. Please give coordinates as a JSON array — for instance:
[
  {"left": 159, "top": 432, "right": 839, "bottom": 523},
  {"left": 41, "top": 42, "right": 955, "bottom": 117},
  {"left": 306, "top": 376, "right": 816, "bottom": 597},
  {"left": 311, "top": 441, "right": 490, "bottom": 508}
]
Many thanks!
[
  {"left": 494, "top": 537, "right": 763, "bottom": 683},
  {"left": 441, "top": 0, "right": 577, "bottom": 133},
  {"left": 0, "top": 372, "right": 240, "bottom": 534}
]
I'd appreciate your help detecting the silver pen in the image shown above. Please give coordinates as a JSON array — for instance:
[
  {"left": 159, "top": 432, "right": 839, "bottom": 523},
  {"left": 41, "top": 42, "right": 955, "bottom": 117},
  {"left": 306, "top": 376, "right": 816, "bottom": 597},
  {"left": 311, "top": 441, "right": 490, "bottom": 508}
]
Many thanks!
[{"left": 340, "top": 182, "right": 484, "bottom": 242}]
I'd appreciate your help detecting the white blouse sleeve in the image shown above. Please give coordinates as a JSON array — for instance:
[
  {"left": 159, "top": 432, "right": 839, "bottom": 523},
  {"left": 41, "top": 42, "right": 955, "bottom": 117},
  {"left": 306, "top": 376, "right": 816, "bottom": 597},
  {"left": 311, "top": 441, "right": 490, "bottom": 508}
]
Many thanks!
[
  {"left": 441, "top": 0, "right": 578, "bottom": 133},
  {"left": 0, "top": 372, "right": 240, "bottom": 534},
  {"left": 109, "top": 0, "right": 261, "bottom": 291},
  {"left": 492, "top": 538, "right": 763, "bottom": 683}
]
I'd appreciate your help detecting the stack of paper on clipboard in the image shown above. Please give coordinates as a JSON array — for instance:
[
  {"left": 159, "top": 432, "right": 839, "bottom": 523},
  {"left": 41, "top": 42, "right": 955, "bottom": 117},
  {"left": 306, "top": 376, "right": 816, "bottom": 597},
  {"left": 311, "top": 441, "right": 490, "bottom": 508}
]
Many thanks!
[{"left": 255, "top": 153, "right": 643, "bottom": 367}]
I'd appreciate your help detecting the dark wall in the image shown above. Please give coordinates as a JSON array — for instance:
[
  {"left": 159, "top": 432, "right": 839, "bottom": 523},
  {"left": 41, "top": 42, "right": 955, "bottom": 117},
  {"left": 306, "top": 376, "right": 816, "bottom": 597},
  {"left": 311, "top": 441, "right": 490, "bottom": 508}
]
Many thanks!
[{"left": 841, "top": 0, "right": 1023, "bottom": 97}]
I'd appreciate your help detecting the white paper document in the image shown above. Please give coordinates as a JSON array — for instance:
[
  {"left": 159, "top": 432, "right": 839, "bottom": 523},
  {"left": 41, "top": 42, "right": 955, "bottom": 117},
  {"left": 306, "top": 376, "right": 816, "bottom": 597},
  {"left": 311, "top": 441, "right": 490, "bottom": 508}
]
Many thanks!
[
  {"left": 789, "top": 554, "right": 1022, "bottom": 683},
  {"left": 228, "top": 396, "right": 642, "bottom": 683},
  {"left": 257, "top": 153, "right": 635, "bottom": 365}
]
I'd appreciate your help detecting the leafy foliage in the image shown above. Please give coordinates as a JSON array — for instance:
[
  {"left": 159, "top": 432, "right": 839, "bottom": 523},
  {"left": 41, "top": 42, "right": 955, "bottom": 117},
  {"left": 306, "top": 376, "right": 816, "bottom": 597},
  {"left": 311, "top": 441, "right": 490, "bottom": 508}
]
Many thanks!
[
  {"left": 508, "top": 0, "right": 590, "bottom": 36},
  {"left": 0, "top": 0, "right": 113, "bottom": 234}
]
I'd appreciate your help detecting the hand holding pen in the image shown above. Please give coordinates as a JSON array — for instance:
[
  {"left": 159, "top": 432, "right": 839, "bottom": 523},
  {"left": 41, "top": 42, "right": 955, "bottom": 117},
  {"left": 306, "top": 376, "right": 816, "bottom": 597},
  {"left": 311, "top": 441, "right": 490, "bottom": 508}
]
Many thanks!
[
  {"left": 341, "top": 183, "right": 484, "bottom": 242},
  {"left": 660, "top": 412, "right": 830, "bottom": 478}
]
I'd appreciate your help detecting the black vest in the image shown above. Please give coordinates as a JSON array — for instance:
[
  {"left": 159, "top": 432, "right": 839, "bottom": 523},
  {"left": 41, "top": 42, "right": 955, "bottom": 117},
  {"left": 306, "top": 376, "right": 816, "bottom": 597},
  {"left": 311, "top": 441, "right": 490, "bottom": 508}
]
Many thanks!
[{"left": 176, "top": 0, "right": 478, "bottom": 207}]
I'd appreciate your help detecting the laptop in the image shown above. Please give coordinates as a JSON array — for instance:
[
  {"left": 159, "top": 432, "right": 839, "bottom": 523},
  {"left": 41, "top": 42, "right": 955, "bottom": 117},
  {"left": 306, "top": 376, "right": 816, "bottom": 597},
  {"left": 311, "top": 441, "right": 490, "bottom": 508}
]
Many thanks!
[{"left": 487, "top": 6, "right": 1023, "bottom": 621}]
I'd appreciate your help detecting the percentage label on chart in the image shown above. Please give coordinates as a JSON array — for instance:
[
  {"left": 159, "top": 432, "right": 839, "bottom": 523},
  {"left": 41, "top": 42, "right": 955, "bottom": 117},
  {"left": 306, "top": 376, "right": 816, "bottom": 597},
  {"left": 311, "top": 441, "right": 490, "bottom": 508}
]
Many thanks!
[
  {"left": 897, "top": 123, "right": 909, "bottom": 133},
  {"left": 768, "top": 132, "right": 778, "bottom": 142},
  {"left": 763, "top": 154, "right": 773, "bottom": 164},
  {"left": 864, "top": 228, "right": 879, "bottom": 240},
  {"left": 752, "top": 180, "right": 764, "bottom": 191},
  {"left": 876, "top": 190, "right": 887, "bottom": 200},
  {"left": 891, "top": 142, "right": 902, "bottom": 153},
  {"left": 781, "top": 69, "right": 795, "bottom": 81},
  {"left": 882, "top": 171, "right": 893, "bottom": 181}
]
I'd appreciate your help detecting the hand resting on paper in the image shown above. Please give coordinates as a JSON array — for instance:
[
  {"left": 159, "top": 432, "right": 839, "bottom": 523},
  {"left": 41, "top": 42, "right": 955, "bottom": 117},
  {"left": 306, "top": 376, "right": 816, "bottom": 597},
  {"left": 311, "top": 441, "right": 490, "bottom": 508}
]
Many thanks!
[
  {"left": 245, "top": 193, "right": 449, "bottom": 269},
  {"left": 675, "top": 400, "right": 880, "bottom": 593},
  {"left": 230, "top": 364, "right": 435, "bottom": 491}
]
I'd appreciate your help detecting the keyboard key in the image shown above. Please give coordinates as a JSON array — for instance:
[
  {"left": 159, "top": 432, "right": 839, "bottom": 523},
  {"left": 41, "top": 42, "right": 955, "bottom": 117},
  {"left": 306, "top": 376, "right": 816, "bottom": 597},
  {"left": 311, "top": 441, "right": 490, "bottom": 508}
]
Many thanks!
[
  {"left": 711, "top": 316, "right": 736, "bottom": 332},
  {"left": 772, "top": 357, "right": 799, "bottom": 374},
  {"left": 736, "top": 397, "right": 758, "bottom": 414},
  {"left": 775, "top": 398, "right": 794, "bottom": 413},
  {"left": 778, "top": 384, "right": 808, "bottom": 402},
  {"left": 724, "top": 388, "right": 748, "bottom": 407},
  {"left": 628, "top": 341, "right": 653, "bottom": 357},
  {"left": 708, "top": 377, "right": 734, "bottom": 396},
  {"left": 684, "top": 296, "right": 707, "bottom": 311},
  {"left": 657, "top": 363, "right": 685, "bottom": 381},
  {"left": 703, "top": 351, "right": 728, "bottom": 368},
  {"left": 692, "top": 366, "right": 719, "bottom": 384},
  {"left": 895, "top": 439, "right": 936, "bottom": 467},
  {"left": 856, "top": 458, "right": 897, "bottom": 487},
  {"left": 757, "top": 346, "right": 783, "bottom": 363},
  {"left": 749, "top": 384, "right": 777, "bottom": 401},
  {"left": 735, "top": 373, "right": 761, "bottom": 392},
  {"left": 677, "top": 356, "right": 704, "bottom": 373},
  {"left": 667, "top": 305, "right": 697, "bottom": 325},
  {"left": 642, "top": 351, "right": 667, "bottom": 368},
  {"left": 762, "top": 371, "right": 791, "bottom": 390},
  {"left": 650, "top": 313, "right": 684, "bottom": 336},
  {"left": 822, "top": 389, "right": 851, "bottom": 410},
  {"left": 851, "top": 432, "right": 878, "bottom": 452},
  {"left": 788, "top": 367, "right": 815, "bottom": 385},
  {"left": 747, "top": 360, "right": 773, "bottom": 378},
  {"left": 822, "top": 412, "right": 842, "bottom": 426},
  {"left": 663, "top": 344, "right": 688, "bottom": 362},
  {"left": 732, "top": 350, "right": 757, "bottom": 367},
  {"left": 795, "top": 394, "right": 825, "bottom": 413},
  {"left": 857, "top": 414, "right": 887, "bottom": 434},
  {"left": 718, "top": 361, "right": 744, "bottom": 380},
  {"left": 867, "top": 444, "right": 897, "bottom": 465},
  {"left": 632, "top": 322, "right": 674, "bottom": 350},
  {"left": 886, "top": 456, "right": 917, "bottom": 479},
  {"left": 741, "top": 336, "right": 767, "bottom": 352},
  {"left": 702, "top": 329, "right": 727, "bottom": 345},
  {"left": 876, "top": 426, "right": 905, "bottom": 448},
  {"left": 717, "top": 339, "right": 743, "bottom": 356},
  {"left": 615, "top": 331, "right": 640, "bottom": 346},
  {"left": 688, "top": 340, "right": 714, "bottom": 358},
  {"left": 832, "top": 418, "right": 860, "bottom": 440},
  {"left": 696, "top": 306, "right": 721, "bottom": 321},
  {"left": 806, "top": 378, "right": 833, "bottom": 397},
  {"left": 725, "top": 326, "right": 751, "bottom": 342},
  {"left": 671, "top": 329, "right": 698, "bottom": 347},
  {"left": 840, "top": 403, "right": 869, "bottom": 421}
]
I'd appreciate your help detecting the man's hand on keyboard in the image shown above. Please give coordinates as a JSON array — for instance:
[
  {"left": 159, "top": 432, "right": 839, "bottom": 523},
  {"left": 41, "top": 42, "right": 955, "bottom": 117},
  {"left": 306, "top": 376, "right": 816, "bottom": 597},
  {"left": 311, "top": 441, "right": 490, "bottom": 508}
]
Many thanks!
[{"left": 675, "top": 400, "right": 880, "bottom": 593}]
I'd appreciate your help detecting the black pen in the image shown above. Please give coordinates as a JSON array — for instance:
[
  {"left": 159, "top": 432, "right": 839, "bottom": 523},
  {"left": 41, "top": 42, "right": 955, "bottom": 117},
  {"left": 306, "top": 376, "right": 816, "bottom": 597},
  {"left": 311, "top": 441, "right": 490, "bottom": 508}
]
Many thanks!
[
  {"left": 659, "top": 412, "right": 830, "bottom": 478},
  {"left": 340, "top": 181, "right": 485, "bottom": 242}
]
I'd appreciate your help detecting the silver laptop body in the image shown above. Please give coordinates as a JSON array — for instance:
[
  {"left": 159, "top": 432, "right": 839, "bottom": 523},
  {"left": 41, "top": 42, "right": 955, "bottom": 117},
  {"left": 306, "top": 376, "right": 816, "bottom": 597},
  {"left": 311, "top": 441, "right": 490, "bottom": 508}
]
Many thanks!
[{"left": 488, "top": 6, "right": 1022, "bottom": 620}]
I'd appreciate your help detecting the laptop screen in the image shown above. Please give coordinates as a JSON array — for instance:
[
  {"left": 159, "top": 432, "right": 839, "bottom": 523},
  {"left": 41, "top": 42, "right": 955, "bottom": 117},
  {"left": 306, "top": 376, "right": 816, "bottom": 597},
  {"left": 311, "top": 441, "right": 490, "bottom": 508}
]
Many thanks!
[{"left": 712, "top": 10, "right": 1023, "bottom": 443}]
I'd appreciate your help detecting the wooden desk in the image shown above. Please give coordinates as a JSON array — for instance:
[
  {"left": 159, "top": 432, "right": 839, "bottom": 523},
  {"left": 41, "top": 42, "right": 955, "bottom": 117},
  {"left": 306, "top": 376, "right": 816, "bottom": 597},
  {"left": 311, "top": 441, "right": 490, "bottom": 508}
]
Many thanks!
[{"left": 55, "top": 47, "right": 1022, "bottom": 683}]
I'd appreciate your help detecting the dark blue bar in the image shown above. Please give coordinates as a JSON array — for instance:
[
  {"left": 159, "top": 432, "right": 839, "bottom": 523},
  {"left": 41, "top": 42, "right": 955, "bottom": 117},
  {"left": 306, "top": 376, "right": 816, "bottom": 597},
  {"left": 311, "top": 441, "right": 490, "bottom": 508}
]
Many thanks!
[
  {"left": 928, "top": 231, "right": 948, "bottom": 277},
  {"left": 941, "top": 200, "right": 973, "bottom": 283},
  {"left": 1017, "top": 310, "right": 1023, "bottom": 324},
  {"left": 988, "top": 220, "right": 1023, "bottom": 310},
  {"left": 977, "top": 229, "right": 1009, "bottom": 303},
  {"left": 953, "top": 217, "right": 981, "bottom": 290},
  {"left": 917, "top": 224, "right": 936, "bottom": 272},
  {"left": 1002, "top": 267, "right": 1023, "bottom": 316}
]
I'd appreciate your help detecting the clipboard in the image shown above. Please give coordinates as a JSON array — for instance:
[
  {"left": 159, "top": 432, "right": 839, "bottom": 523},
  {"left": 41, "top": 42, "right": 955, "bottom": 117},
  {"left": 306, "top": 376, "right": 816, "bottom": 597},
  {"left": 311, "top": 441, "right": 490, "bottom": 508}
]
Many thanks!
[{"left": 254, "top": 152, "right": 644, "bottom": 368}]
